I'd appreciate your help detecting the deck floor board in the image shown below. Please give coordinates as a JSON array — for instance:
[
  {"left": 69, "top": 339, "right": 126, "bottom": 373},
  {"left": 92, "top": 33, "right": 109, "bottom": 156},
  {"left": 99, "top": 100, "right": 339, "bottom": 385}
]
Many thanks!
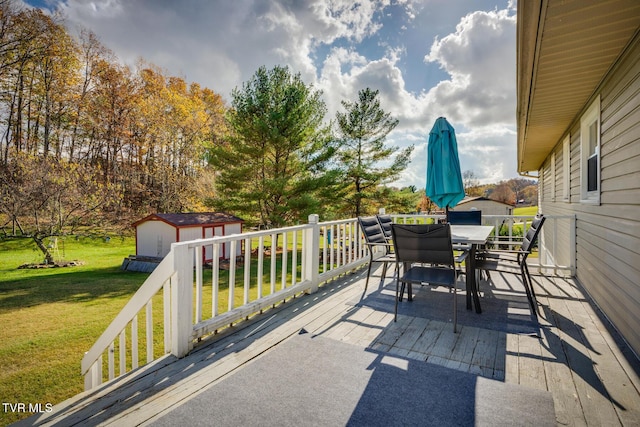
[{"left": 18, "top": 266, "right": 640, "bottom": 427}]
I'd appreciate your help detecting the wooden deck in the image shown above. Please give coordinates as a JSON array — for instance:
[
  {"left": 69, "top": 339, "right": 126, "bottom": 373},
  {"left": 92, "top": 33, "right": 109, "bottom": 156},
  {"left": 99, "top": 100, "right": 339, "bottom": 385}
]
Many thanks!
[{"left": 19, "top": 266, "right": 640, "bottom": 426}]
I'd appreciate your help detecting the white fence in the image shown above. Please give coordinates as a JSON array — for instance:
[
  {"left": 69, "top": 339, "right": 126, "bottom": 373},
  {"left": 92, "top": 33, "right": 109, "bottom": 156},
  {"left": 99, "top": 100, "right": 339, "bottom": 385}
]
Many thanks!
[
  {"left": 81, "top": 213, "right": 575, "bottom": 390},
  {"left": 81, "top": 215, "right": 368, "bottom": 390}
]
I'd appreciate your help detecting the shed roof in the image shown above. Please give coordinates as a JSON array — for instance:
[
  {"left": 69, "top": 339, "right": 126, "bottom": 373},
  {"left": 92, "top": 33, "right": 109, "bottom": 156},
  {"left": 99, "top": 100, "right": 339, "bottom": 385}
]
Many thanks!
[
  {"left": 456, "top": 196, "right": 514, "bottom": 207},
  {"left": 133, "top": 212, "right": 244, "bottom": 228}
]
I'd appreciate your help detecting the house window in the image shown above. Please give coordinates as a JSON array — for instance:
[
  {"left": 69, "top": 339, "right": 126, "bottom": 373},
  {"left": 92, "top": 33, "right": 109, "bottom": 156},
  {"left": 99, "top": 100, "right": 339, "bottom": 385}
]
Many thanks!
[
  {"left": 580, "top": 97, "right": 600, "bottom": 204},
  {"left": 562, "top": 135, "right": 570, "bottom": 201}
]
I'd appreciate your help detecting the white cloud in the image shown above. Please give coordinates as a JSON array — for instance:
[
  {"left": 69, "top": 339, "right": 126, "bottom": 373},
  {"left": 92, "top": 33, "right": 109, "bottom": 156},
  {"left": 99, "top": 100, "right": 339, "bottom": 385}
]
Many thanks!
[
  {"left": 36, "top": 0, "right": 518, "bottom": 186},
  {"left": 424, "top": 8, "right": 517, "bottom": 127}
]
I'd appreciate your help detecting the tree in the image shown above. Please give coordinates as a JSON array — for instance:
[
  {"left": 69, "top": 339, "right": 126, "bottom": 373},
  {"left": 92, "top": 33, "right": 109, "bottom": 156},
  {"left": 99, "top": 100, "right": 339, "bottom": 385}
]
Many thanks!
[
  {"left": 0, "top": 154, "right": 118, "bottom": 263},
  {"left": 208, "top": 65, "right": 338, "bottom": 228},
  {"left": 490, "top": 182, "right": 516, "bottom": 204},
  {"left": 378, "top": 185, "right": 422, "bottom": 214},
  {"left": 520, "top": 184, "right": 538, "bottom": 205},
  {"left": 463, "top": 170, "right": 482, "bottom": 196},
  {"left": 335, "top": 88, "right": 413, "bottom": 217}
]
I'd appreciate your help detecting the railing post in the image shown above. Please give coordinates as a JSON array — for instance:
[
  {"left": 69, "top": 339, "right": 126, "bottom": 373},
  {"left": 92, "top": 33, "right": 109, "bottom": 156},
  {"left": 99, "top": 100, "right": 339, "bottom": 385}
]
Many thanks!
[
  {"left": 304, "top": 214, "right": 320, "bottom": 294},
  {"left": 171, "top": 243, "right": 193, "bottom": 358}
]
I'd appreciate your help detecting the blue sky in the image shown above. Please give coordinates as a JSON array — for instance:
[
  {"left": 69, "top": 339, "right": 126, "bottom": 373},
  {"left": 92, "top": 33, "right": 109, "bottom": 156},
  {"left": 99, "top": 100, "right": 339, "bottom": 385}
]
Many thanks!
[{"left": 23, "top": 0, "right": 518, "bottom": 187}]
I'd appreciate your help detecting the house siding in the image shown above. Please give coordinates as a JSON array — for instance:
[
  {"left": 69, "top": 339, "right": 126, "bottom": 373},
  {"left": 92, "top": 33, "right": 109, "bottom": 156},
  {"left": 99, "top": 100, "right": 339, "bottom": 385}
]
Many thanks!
[{"left": 540, "top": 33, "right": 640, "bottom": 356}]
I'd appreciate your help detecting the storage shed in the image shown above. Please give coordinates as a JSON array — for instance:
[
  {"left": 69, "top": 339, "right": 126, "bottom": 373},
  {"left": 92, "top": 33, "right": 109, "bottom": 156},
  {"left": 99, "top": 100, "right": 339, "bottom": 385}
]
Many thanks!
[
  {"left": 133, "top": 212, "right": 244, "bottom": 261},
  {"left": 452, "top": 197, "right": 514, "bottom": 217}
]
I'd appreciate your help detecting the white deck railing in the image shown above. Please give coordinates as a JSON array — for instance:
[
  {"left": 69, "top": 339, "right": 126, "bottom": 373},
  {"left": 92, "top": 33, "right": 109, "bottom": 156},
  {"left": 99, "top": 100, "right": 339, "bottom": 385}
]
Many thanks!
[
  {"left": 81, "top": 215, "right": 368, "bottom": 390},
  {"left": 81, "top": 212, "right": 575, "bottom": 390}
]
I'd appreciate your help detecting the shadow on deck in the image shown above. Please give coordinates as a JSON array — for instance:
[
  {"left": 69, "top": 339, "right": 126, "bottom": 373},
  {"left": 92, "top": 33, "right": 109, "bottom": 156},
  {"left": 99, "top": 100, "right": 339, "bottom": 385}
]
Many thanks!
[{"left": 17, "top": 266, "right": 640, "bottom": 426}]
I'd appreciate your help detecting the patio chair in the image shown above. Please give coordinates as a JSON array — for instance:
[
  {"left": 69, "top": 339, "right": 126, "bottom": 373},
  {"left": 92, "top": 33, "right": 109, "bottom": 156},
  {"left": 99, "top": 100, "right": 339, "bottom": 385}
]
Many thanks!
[
  {"left": 446, "top": 209, "right": 482, "bottom": 253},
  {"left": 475, "top": 214, "right": 546, "bottom": 318},
  {"left": 446, "top": 209, "right": 482, "bottom": 225},
  {"left": 445, "top": 210, "right": 483, "bottom": 280},
  {"left": 376, "top": 213, "right": 394, "bottom": 241},
  {"left": 357, "top": 216, "right": 396, "bottom": 293},
  {"left": 391, "top": 223, "right": 465, "bottom": 332}
]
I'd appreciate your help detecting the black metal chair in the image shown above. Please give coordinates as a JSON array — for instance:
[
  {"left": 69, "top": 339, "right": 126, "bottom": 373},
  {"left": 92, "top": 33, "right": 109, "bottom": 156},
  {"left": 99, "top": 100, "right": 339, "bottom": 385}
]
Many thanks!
[
  {"left": 376, "top": 213, "right": 394, "bottom": 241},
  {"left": 475, "top": 214, "right": 545, "bottom": 318},
  {"left": 357, "top": 216, "right": 396, "bottom": 293},
  {"left": 391, "top": 223, "right": 465, "bottom": 332},
  {"left": 446, "top": 209, "right": 482, "bottom": 225},
  {"left": 446, "top": 210, "right": 483, "bottom": 280}
]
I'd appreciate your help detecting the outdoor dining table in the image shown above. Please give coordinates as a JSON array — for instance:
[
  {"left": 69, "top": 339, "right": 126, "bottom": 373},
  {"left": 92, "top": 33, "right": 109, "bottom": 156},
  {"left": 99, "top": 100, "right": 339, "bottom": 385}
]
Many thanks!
[{"left": 450, "top": 224, "right": 494, "bottom": 314}]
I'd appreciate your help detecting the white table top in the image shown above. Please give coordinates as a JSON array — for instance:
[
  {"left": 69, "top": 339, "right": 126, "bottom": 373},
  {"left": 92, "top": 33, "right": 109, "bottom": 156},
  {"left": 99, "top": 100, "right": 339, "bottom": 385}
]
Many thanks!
[{"left": 450, "top": 225, "right": 494, "bottom": 245}]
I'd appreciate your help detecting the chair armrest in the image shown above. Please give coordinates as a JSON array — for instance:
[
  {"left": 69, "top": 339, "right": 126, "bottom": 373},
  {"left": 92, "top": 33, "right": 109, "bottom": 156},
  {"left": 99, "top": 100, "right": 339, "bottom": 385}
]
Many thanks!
[
  {"left": 480, "top": 249, "right": 528, "bottom": 258},
  {"left": 454, "top": 250, "right": 469, "bottom": 264},
  {"left": 365, "top": 242, "right": 393, "bottom": 248}
]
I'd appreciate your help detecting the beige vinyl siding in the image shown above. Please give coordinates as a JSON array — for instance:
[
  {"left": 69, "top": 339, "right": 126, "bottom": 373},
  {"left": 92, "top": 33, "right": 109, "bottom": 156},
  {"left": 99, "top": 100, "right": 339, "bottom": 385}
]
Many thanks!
[
  {"left": 540, "top": 34, "right": 640, "bottom": 356},
  {"left": 540, "top": 151, "right": 573, "bottom": 270}
]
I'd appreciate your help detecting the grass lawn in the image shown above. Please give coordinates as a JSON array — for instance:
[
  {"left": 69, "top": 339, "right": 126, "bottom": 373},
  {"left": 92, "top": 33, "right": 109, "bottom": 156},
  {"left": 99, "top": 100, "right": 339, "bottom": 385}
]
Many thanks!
[
  {"left": 513, "top": 206, "right": 539, "bottom": 216},
  {"left": 0, "top": 231, "right": 322, "bottom": 425},
  {"left": 0, "top": 235, "right": 147, "bottom": 426}
]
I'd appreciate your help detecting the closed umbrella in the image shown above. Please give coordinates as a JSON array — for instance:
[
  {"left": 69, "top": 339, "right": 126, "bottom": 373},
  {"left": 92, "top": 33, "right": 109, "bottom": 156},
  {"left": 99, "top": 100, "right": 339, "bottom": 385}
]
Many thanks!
[{"left": 426, "top": 117, "right": 465, "bottom": 211}]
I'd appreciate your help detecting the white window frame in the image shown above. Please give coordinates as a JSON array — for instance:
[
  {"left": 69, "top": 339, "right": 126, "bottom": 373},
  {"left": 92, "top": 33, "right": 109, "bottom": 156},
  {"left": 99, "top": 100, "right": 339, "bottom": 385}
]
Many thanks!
[
  {"left": 562, "top": 134, "right": 570, "bottom": 202},
  {"left": 580, "top": 96, "right": 601, "bottom": 204}
]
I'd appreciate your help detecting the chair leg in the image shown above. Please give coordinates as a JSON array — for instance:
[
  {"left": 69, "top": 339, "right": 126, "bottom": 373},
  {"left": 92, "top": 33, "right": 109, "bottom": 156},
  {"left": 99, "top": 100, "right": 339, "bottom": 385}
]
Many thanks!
[
  {"left": 453, "top": 286, "right": 458, "bottom": 333},
  {"left": 523, "top": 264, "right": 538, "bottom": 317},
  {"left": 520, "top": 265, "right": 538, "bottom": 319},
  {"left": 523, "top": 263, "right": 538, "bottom": 303},
  {"left": 380, "top": 262, "right": 388, "bottom": 285},
  {"left": 364, "top": 258, "right": 374, "bottom": 291},
  {"left": 394, "top": 277, "right": 401, "bottom": 322}
]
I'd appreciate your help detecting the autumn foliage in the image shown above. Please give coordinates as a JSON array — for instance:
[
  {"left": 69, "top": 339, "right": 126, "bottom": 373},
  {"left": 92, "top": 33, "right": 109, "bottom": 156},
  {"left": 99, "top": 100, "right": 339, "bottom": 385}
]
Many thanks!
[{"left": 0, "top": 1, "right": 226, "bottom": 253}]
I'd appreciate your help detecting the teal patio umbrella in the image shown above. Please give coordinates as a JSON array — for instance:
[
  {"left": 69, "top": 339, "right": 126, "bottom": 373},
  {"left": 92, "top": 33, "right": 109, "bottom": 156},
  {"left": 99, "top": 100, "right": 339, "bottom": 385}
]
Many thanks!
[{"left": 426, "top": 117, "right": 465, "bottom": 211}]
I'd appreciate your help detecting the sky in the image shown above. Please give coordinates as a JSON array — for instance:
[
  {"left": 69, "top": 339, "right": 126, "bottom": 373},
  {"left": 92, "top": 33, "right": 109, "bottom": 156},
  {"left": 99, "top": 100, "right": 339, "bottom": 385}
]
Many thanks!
[{"left": 24, "top": 0, "right": 519, "bottom": 188}]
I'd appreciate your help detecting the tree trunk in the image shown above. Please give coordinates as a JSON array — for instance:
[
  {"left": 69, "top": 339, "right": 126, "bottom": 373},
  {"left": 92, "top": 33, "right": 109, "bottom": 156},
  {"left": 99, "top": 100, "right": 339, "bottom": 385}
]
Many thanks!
[{"left": 33, "top": 235, "right": 54, "bottom": 264}]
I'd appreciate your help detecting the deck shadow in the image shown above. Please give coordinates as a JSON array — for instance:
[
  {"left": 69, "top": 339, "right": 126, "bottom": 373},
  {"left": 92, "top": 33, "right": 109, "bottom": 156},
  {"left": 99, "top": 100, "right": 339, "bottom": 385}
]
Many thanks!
[
  {"left": 151, "top": 333, "right": 556, "bottom": 427},
  {"left": 347, "top": 276, "right": 539, "bottom": 335}
]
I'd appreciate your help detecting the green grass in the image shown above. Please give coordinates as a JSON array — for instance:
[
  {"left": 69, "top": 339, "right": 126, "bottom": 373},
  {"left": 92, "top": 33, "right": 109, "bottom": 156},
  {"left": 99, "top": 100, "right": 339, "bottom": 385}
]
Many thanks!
[
  {"left": 0, "top": 235, "right": 147, "bottom": 426},
  {"left": 513, "top": 206, "right": 539, "bottom": 216},
  {"left": 0, "top": 231, "right": 330, "bottom": 425}
]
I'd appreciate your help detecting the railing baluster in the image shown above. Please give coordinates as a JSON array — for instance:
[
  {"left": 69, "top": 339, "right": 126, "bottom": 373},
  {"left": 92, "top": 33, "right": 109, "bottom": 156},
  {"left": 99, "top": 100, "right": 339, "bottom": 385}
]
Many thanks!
[
  {"left": 119, "top": 330, "right": 126, "bottom": 376},
  {"left": 108, "top": 342, "right": 115, "bottom": 380},
  {"left": 228, "top": 240, "right": 237, "bottom": 311},
  {"left": 331, "top": 224, "right": 335, "bottom": 269},
  {"left": 270, "top": 233, "right": 277, "bottom": 295},
  {"left": 300, "top": 230, "right": 306, "bottom": 283},
  {"left": 244, "top": 237, "right": 251, "bottom": 305},
  {"left": 349, "top": 222, "right": 354, "bottom": 264},
  {"left": 146, "top": 301, "right": 153, "bottom": 363},
  {"left": 281, "top": 232, "right": 288, "bottom": 291},
  {"left": 292, "top": 230, "right": 297, "bottom": 286},
  {"left": 257, "top": 235, "right": 264, "bottom": 298},
  {"left": 164, "top": 281, "right": 171, "bottom": 353},
  {"left": 95, "top": 356, "right": 102, "bottom": 387},
  {"left": 132, "top": 315, "right": 138, "bottom": 370},
  {"left": 195, "top": 246, "right": 203, "bottom": 323},
  {"left": 336, "top": 225, "right": 342, "bottom": 266},
  {"left": 212, "top": 244, "right": 220, "bottom": 317},
  {"left": 322, "top": 225, "right": 328, "bottom": 273}
]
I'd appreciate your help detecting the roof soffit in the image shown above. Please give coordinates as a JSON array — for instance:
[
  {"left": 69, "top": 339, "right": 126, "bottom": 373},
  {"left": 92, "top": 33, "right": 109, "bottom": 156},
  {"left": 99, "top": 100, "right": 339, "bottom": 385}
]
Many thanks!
[{"left": 517, "top": 0, "right": 640, "bottom": 173}]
